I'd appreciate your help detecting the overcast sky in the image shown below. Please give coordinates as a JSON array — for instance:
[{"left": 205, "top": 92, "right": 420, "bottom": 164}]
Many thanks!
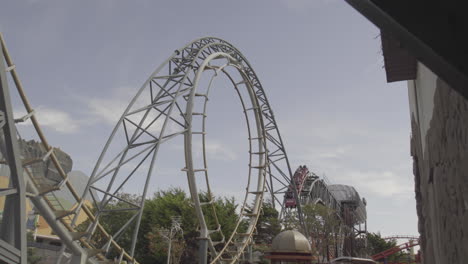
[{"left": 0, "top": 0, "right": 417, "bottom": 236}]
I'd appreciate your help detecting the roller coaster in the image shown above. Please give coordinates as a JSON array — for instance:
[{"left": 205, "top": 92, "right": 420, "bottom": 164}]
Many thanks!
[
  {"left": 382, "top": 236, "right": 419, "bottom": 241},
  {"left": 282, "top": 166, "right": 367, "bottom": 258},
  {"left": 372, "top": 240, "right": 420, "bottom": 264},
  {"left": 0, "top": 35, "right": 367, "bottom": 264}
]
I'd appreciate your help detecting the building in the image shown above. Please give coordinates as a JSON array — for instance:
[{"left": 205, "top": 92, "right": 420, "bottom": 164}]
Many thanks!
[
  {"left": 345, "top": 2, "right": 468, "bottom": 262},
  {"left": 0, "top": 140, "right": 95, "bottom": 263}
]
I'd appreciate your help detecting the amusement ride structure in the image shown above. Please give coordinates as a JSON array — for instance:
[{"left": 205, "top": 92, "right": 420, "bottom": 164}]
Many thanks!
[
  {"left": 283, "top": 166, "right": 367, "bottom": 258},
  {"left": 372, "top": 236, "right": 420, "bottom": 264},
  {"left": 0, "top": 35, "right": 368, "bottom": 264}
]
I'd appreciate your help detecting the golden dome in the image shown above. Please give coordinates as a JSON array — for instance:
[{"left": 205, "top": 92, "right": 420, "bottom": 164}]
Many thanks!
[{"left": 271, "top": 230, "right": 311, "bottom": 253}]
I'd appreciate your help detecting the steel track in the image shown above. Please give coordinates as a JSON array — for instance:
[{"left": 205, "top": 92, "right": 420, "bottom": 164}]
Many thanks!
[{"left": 0, "top": 36, "right": 303, "bottom": 264}]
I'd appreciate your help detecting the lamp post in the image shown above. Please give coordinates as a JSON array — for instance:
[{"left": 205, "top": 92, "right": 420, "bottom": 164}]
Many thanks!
[{"left": 159, "top": 216, "right": 183, "bottom": 264}]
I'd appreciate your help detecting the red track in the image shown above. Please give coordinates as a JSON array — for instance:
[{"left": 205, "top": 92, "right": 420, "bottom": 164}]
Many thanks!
[
  {"left": 284, "top": 166, "right": 309, "bottom": 208},
  {"left": 371, "top": 241, "right": 419, "bottom": 261},
  {"left": 382, "top": 235, "right": 419, "bottom": 241}
]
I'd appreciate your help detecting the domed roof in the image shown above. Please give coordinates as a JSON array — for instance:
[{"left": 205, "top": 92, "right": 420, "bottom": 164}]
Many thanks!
[{"left": 271, "top": 230, "right": 311, "bottom": 253}]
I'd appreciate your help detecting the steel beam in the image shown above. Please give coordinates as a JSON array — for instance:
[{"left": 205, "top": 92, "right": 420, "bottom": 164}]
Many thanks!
[{"left": 0, "top": 39, "right": 26, "bottom": 264}]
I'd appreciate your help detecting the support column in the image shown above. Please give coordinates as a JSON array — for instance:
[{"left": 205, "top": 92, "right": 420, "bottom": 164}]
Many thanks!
[
  {"left": 70, "top": 253, "right": 86, "bottom": 264},
  {"left": 247, "top": 243, "right": 253, "bottom": 263},
  {"left": 198, "top": 238, "right": 208, "bottom": 264},
  {"left": 0, "top": 37, "right": 27, "bottom": 264}
]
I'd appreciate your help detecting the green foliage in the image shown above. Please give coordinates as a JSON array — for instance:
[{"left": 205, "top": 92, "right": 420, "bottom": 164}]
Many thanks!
[
  {"left": 137, "top": 188, "right": 196, "bottom": 263},
  {"left": 103, "top": 193, "right": 142, "bottom": 251},
  {"left": 27, "top": 247, "right": 42, "bottom": 264},
  {"left": 367, "top": 232, "right": 396, "bottom": 255},
  {"left": 254, "top": 201, "right": 281, "bottom": 245},
  {"left": 199, "top": 192, "right": 240, "bottom": 242},
  {"left": 148, "top": 228, "right": 186, "bottom": 264},
  {"left": 302, "top": 203, "right": 340, "bottom": 262},
  {"left": 281, "top": 210, "right": 301, "bottom": 230},
  {"left": 142, "top": 190, "right": 244, "bottom": 263},
  {"left": 79, "top": 188, "right": 245, "bottom": 264},
  {"left": 26, "top": 231, "right": 42, "bottom": 264},
  {"left": 367, "top": 232, "right": 404, "bottom": 262}
]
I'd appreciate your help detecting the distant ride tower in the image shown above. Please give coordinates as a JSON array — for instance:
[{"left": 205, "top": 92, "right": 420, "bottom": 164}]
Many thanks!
[{"left": 281, "top": 165, "right": 368, "bottom": 259}]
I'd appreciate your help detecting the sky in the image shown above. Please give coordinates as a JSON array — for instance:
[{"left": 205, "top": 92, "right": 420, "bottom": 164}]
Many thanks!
[{"left": 0, "top": 0, "right": 418, "bottom": 237}]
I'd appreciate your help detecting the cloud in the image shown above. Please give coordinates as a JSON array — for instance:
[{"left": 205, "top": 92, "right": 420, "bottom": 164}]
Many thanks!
[
  {"left": 15, "top": 106, "right": 78, "bottom": 134},
  {"left": 343, "top": 170, "right": 413, "bottom": 198},
  {"left": 173, "top": 139, "right": 238, "bottom": 162},
  {"left": 85, "top": 87, "right": 134, "bottom": 125},
  {"left": 293, "top": 145, "right": 412, "bottom": 198},
  {"left": 277, "top": 110, "right": 414, "bottom": 202},
  {"left": 205, "top": 141, "right": 238, "bottom": 161},
  {"left": 84, "top": 86, "right": 184, "bottom": 136},
  {"left": 316, "top": 146, "right": 350, "bottom": 159}
]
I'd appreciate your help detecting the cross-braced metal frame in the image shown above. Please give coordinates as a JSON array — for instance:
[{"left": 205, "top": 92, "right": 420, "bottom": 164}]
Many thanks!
[
  {"left": 73, "top": 37, "right": 305, "bottom": 264},
  {"left": 285, "top": 168, "right": 368, "bottom": 259},
  {"left": 0, "top": 35, "right": 306, "bottom": 264},
  {"left": 0, "top": 38, "right": 27, "bottom": 264},
  {"left": 0, "top": 33, "right": 109, "bottom": 264},
  {"left": 299, "top": 175, "right": 345, "bottom": 257}
]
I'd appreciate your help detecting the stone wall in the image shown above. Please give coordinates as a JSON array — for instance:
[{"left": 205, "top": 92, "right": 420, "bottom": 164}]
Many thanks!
[{"left": 410, "top": 75, "right": 468, "bottom": 264}]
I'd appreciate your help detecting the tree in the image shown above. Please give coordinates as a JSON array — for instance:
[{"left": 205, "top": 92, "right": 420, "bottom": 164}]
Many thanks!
[
  {"left": 199, "top": 192, "right": 241, "bottom": 244},
  {"left": 367, "top": 232, "right": 405, "bottom": 262},
  {"left": 138, "top": 188, "right": 197, "bottom": 264},
  {"left": 27, "top": 248, "right": 42, "bottom": 264},
  {"left": 76, "top": 189, "right": 196, "bottom": 263},
  {"left": 76, "top": 193, "right": 143, "bottom": 257},
  {"left": 146, "top": 225, "right": 186, "bottom": 264},
  {"left": 27, "top": 232, "right": 41, "bottom": 264},
  {"left": 367, "top": 232, "right": 394, "bottom": 255},
  {"left": 252, "top": 200, "right": 282, "bottom": 264},
  {"left": 281, "top": 210, "right": 301, "bottom": 231},
  {"left": 302, "top": 203, "right": 340, "bottom": 262},
  {"left": 78, "top": 188, "right": 245, "bottom": 264},
  {"left": 254, "top": 200, "right": 281, "bottom": 245}
]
